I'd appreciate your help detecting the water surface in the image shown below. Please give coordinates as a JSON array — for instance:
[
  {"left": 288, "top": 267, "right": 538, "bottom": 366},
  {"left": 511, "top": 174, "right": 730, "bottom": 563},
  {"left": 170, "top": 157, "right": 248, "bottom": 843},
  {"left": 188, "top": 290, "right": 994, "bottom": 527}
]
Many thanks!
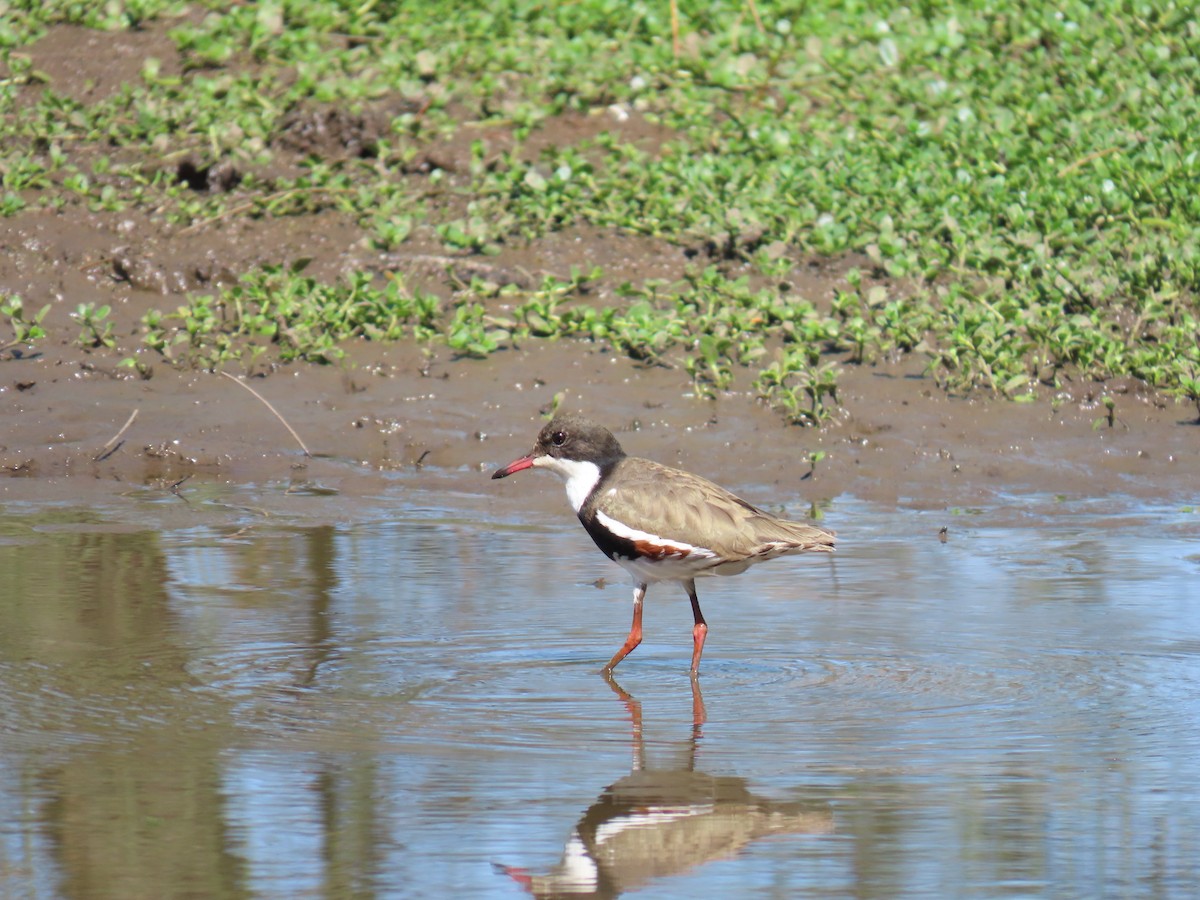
[{"left": 1, "top": 479, "right": 1198, "bottom": 898}]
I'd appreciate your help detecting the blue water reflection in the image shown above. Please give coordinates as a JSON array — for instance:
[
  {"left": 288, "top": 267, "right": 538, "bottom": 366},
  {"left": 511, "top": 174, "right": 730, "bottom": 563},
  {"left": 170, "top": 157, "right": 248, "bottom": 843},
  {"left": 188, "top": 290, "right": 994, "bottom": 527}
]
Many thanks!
[{"left": 0, "top": 485, "right": 1198, "bottom": 898}]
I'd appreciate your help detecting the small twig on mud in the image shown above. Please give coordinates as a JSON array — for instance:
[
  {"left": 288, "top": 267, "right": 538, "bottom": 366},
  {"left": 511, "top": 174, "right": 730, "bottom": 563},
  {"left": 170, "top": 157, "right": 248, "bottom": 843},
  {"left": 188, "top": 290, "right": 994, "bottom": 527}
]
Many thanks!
[
  {"left": 399, "top": 253, "right": 537, "bottom": 290},
  {"left": 1057, "top": 146, "right": 1123, "bottom": 177},
  {"left": 176, "top": 187, "right": 348, "bottom": 235},
  {"left": 94, "top": 408, "right": 139, "bottom": 461},
  {"left": 219, "top": 370, "right": 312, "bottom": 458}
]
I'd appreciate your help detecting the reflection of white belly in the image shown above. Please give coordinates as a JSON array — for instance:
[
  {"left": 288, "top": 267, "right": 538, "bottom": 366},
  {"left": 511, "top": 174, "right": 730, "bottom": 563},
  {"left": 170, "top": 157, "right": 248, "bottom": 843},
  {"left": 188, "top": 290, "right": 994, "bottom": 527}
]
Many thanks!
[{"left": 594, "top": 803, "right": 715, "bottom": 844}]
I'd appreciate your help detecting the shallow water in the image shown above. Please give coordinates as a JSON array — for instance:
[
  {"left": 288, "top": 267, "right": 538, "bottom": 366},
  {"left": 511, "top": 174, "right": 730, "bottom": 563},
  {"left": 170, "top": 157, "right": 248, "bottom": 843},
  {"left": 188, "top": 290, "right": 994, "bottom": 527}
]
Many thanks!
[{"left": 1, "top": 478, "right": 1198, "bottom": 899}]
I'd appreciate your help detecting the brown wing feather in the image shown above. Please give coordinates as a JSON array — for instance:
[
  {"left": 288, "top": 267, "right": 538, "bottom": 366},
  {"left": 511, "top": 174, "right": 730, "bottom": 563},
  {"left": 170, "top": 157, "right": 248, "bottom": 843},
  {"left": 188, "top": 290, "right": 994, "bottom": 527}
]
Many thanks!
[{"left": 599, "top": 458, "right": 835, "bottom": 561}]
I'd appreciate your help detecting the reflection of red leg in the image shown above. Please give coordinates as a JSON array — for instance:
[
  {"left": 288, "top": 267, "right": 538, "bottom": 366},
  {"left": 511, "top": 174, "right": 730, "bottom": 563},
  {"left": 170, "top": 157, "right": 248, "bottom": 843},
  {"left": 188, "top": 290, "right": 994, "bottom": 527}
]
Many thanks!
[
  {"left": 689, "top": 669, "right": 707, "bottom": 728},
  {"left": 601, "top": 671, "right": 645, "bottom": 768},
  {"left": 496, "top": 865, "right": 533, "bottom": 888},
  {"left": 603, "top": 583, "right": 646, "bottom": 673},
  {"left": 686, "top": 579, "right": 708, "bottom": 675}
]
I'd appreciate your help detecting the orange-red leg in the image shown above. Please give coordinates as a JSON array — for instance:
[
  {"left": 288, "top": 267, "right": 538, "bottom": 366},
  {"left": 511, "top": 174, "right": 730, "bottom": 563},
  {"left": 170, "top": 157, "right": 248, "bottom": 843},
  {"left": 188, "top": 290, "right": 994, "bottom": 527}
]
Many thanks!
[
  {"left": 604, "top": 582, "right": 646, "bottom": 673},
  {"left": 685, "top": 579, "right": 708, "bottom": 675}
]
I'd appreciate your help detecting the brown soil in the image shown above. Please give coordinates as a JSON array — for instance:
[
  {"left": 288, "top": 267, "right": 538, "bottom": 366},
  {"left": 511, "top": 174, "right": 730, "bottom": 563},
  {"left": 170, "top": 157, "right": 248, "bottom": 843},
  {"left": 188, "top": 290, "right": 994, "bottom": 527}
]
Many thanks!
[{"left": 3, "top": 24, "right": 1197, "bottom": 512}]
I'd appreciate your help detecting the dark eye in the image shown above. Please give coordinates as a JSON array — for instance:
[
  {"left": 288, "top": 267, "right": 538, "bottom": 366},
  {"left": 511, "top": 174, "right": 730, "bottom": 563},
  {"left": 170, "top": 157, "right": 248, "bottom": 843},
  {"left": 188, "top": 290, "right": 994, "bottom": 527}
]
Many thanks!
[{"left": 552, "top": 430, "right": 567, "bottom": 446}]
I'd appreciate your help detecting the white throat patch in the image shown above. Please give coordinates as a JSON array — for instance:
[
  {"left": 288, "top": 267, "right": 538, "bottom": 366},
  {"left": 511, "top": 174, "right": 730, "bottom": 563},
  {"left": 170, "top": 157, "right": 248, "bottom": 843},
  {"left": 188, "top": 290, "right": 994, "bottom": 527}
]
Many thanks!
[{"left": 532, "top": 456, "right": 602, "bottom": 513}]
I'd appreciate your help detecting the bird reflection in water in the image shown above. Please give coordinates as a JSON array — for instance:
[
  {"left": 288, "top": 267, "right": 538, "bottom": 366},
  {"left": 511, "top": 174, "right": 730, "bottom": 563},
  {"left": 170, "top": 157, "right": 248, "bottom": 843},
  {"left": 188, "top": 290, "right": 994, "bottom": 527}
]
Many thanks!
[{"left": 496, "top": 676, "right": 833, "bottom": 898}]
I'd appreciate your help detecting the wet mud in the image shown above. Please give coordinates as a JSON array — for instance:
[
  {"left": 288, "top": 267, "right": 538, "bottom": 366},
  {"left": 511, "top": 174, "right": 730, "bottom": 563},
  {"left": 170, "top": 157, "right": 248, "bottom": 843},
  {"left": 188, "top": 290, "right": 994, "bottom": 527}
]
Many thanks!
[{"left": 4, "top": 325, "right": 1195, "bottom": 515}]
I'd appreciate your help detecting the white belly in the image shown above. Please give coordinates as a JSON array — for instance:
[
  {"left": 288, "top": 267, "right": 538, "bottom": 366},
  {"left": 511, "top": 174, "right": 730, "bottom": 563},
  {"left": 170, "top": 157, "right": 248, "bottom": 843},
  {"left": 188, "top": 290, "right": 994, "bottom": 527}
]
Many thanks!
[{"left": 610, "top": 551, "right": 729, "bottom": 584}]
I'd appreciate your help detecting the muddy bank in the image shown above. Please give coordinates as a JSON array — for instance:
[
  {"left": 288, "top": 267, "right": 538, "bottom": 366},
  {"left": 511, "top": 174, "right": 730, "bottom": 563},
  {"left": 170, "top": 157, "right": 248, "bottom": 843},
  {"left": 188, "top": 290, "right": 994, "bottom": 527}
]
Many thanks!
[{"left": 3, "top": 327, "right": 1196, "bottom": 515}]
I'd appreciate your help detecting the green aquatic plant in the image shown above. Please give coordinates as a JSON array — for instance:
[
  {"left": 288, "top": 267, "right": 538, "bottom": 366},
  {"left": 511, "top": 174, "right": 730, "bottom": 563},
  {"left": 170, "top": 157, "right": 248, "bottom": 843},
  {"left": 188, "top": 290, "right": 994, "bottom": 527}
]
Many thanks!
[
  {"left": 755, "top": 350, "right": 841, "bottom": 427},
  {"left": 1, "top": 294, "right": 50, "bottom": 356},
  {"left": 71, "top": 302, "right": 116, "bottom": 350}
]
